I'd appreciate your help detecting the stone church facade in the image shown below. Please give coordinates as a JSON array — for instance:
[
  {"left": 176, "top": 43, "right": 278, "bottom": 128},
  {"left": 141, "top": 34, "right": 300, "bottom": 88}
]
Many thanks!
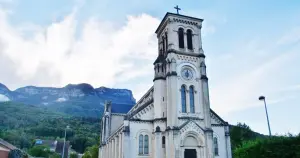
[{"left": 99, "top": 12, "right": 232, "bottom": 158}]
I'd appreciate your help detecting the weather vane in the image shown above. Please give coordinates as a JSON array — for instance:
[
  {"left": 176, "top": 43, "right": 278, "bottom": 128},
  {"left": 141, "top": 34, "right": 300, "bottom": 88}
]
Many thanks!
[{"left": 174, "top": 5, "right": 181, "bottom": 14}]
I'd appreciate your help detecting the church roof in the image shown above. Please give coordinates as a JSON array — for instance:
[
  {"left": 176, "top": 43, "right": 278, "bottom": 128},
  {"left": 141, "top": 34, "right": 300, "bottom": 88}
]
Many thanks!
[{"left": 111, "top": 103, "right": 134, "bottom": 114}]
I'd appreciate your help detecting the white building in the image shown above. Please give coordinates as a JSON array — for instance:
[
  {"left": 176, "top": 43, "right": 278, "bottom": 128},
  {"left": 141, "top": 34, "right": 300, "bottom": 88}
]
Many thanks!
[{"left": 99, "top": 12, "right": 232, "bottom": 158}]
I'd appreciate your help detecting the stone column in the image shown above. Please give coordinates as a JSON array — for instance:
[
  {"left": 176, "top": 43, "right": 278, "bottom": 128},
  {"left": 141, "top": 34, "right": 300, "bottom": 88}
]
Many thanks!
[
  {"left": 166, "top": 130, "right": 176, "bottom": 158},
  {"left": 108, "top": 141, "right": 111, "bottom": 158},
  {"left": 154, "top": 127, "right": 162, "bottom": 158},
  {"left": 98, "top": 146, "right": 102, "bottom": 158},
  {"left": 123, "top": 132, "right": 130, "bottom": 158},
  {"left": 201, "top": 76, "right": 211, "bottom": 128},
  {"left": 118, "top": 134, "right": 122, "bottom": 158},
  {"left": 204, "top": 130, "right": 213, "bottom": 158},
  {"left": 115, "top": 137, "right": 118, "bottom": 158},
  {"left": 118, "top": 134, "right": 121, "bottom": 158},
  {"left": 105, "top": 114, "right": 110, "bottom": 140},
  {"left": 225, "top": 125, "right": 232, "bottom": 158},
  {"left": 123, "top": 118, "right": 130, "bottom": 158},
  {"left": 112, "top": 139, "right": 115, "bottom": 158},
  {"left": 173, "top": 130, "right": 180, "bottom": 158}
]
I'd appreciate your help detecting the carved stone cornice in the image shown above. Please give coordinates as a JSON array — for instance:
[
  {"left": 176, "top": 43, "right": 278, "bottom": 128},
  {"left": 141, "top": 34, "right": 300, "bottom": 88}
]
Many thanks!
[
  {"left": 210, "top": 109, "right": 226, "bottom": 125},
  {"left": 167, "top": 49, "right": 205, "bottom": 58},
  {"left": 178, "top": 116, "right": 203, "bottom": 120},
  {"left": 166, "top": 71, "right": 177, "bottom": 77},
  {"left": 153, "top": 76, "right": 166, "bottom": 82},
  {"left": 127, "top": 87, "right": 154, "bottom": 116}
]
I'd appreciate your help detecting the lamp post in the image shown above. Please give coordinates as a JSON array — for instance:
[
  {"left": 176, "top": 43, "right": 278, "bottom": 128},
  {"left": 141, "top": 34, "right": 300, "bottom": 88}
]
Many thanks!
[
  {"left": 62, "top": 125, "right": 70, "bottom": 158},
  {"left": 259, "top": 96, "right": 272, "bottom": 136}
]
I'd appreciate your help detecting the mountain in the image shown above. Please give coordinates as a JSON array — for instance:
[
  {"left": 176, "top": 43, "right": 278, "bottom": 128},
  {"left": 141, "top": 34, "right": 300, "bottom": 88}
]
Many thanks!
[{"left": 0, "top": 83, "right": 136, "bottom": 118}]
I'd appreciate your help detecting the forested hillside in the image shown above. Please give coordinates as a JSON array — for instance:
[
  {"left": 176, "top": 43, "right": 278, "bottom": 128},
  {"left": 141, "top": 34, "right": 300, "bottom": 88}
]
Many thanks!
[{"left": 0, "top": 102, "right": 100, "bottom": 153}]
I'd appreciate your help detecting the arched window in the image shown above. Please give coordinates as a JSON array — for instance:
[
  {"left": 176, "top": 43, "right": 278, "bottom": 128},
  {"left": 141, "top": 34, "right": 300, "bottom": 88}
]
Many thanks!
[
  {"left": 162, "top": 136, "right": 166, "bottom": 148},
  {"left": 187, "top": 29, "right": 193, "bottom": 50},
  {"left": 213, "top": 137, "right": 219, "bottom": 156},
  {"left": 139, "top": 135, "right": 143, "bottom": 155},
  {"left": 138, "top": 134, "right": 150, "bottom": 155},
  {"left": 181, "top": 85, "right": 187, "bottom": 113},
  {"left": 178, "top": 28, "right": 184, "bottom": 49},
  {"left": 189, "top": 86, "right": 195, "bottom": 113}
]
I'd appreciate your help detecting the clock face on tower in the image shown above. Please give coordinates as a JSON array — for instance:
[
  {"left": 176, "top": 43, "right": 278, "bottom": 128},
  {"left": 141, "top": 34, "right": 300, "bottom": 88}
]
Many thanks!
[{"left": 181, "top": 67, "right": 194, "bottom": 81}]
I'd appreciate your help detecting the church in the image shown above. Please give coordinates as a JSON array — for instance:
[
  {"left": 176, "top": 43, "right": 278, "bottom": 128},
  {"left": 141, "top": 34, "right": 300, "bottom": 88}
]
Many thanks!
[{"left": 99, "top": 10, "right": 232, "bottom": 158}]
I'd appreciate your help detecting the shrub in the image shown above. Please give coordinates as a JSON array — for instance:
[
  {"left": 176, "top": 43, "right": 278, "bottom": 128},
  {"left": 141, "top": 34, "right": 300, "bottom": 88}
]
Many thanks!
[{"left": 234, "top": 135, "right": 300, "bottom": 158}]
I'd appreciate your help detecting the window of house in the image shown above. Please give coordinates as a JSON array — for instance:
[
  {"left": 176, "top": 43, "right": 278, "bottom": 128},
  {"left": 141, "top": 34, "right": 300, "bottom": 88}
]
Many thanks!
[
  {"left": 144, "top": 135, "right": 149, "bottom": 154},
  {"left": 162, "top": 136, "right": 166, "bottom": 148},
  {"left": 178, "top": 28, "right": 184, "bottom": 49},
  {"left": 181, "top": 85, "right": 187, "bottom": 113},
  {"left": 138, "top": 134, "right": 149, "bottom": 155},
  {"left": 189, "top": 86, "right": 195, "bottom": 113},
  {"left": 165, "top": 32, "right": 168, "bottom": 51},
  {"left": 213, "top": 137, "right": 219, "bottom": 156},
  {"left": 139, "top": 134, "right": 144, "bottom": 155},
  {"left": 162, "top": 36, "right": 165, "bottom": 54},
  {"left": 187, "top": 29, "right": 193, "bottom": 50}
]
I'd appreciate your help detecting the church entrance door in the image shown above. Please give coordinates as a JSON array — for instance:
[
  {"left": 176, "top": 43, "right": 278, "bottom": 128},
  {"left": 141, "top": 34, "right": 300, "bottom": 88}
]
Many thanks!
[{"left": 184, "top": 149, "right": 197, "bottom": 158}]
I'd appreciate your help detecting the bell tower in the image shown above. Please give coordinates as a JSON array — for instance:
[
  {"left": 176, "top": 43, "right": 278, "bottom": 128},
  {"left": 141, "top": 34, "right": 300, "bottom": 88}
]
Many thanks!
[
  {"left": 154, "top": 11, "right": 209, "bottom": 124},
  {"left": 153, "top": 11, "right": 214, "bottom": 158}
]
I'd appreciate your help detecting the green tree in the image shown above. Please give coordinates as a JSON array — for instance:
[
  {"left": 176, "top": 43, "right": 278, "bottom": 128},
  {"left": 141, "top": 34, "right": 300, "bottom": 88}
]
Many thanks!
[
  {"left": 28, "top": 145, "right": 50, "bottom": 157},
  {"left": 230, "top": 122, "right": 259, "bottom": 149},
  {"left": 82, "top": 145, "right": 98, "bottom": 158},
  {"left": 49, "top": 152, "right": 60, "bottom": 158},
  {"left": 70, "top": 153, "right": 79, "bottom": 158}
]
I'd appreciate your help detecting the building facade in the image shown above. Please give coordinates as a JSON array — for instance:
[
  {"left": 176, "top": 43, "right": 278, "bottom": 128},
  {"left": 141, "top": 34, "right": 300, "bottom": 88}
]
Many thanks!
[{"left": 99, "top": 12, "right": 232, "bottom": 158}]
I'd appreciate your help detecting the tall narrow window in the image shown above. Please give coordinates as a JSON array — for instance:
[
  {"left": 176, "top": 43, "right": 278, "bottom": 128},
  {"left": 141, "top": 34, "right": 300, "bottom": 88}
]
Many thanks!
[
  {"left": 162, "top": 36, "right": 165, "bottom": 54},
  {"left": 162, "top": 136, "right": 166, "bottom": 148},
  {"left": 139, "top": 135, "right": 143, "bottom": 155},
  {"left": 144, "top": 135, "right": 149, "bottom": 154},
  {"left": 214, "top": 137, "right": 219, "bottom": 156},
  {"left": 189, "top": 86, "right": 195, "bottom": 113},
  {"left": 187, "top": 29, "right": 193, "bottom": 50},
  {"left": 165, "top": 32, "right": 168, "bottom": 51},
  {"left": 181, "top": 85, "right": 187, "bottom": 113},
  {"left": 178, "top": 28, "right": 184, "bottom": 49}
]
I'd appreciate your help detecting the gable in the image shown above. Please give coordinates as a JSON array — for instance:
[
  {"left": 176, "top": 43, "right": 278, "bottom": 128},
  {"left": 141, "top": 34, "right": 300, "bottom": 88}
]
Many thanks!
[
  {"left": 179, "top": 121, "right": 205, "bottom": 135},
  {"left": 131, "top": 103, "right": 154, "bottom": 120},
  {"left": 210, "top": 109, "right": 227, "bottom": 125}
]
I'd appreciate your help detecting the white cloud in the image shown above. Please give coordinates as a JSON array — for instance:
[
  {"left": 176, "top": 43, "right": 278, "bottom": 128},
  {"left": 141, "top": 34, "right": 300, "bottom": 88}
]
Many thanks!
[
  {"left": 56, "top": 97, "right": 67, "bottom": 102},
  {"left": 0, "top": 8, "right": 159, "bottom": 99},
  {"left": 0, "top": 94, "right": 9, "bottom": 101}
]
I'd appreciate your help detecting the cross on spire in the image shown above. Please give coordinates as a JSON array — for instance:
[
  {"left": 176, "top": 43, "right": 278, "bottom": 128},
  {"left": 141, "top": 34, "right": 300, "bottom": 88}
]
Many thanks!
[{"left": 174, "top": 5, "right": 181, "bottom": 14}]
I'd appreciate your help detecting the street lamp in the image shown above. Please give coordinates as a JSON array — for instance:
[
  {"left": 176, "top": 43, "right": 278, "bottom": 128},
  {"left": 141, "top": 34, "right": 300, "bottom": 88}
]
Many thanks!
[
  {"left": 259, "top": 96, "right": 272, "bottom": 136},
  {"left": 62, "top": 125, "right": 70, "bottom": 158}
]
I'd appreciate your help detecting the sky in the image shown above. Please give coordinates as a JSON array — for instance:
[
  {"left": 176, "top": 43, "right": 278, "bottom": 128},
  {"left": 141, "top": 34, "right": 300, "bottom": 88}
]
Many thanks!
[{"left": 0, "top": 0, "right": 299, "bottom": 135}]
